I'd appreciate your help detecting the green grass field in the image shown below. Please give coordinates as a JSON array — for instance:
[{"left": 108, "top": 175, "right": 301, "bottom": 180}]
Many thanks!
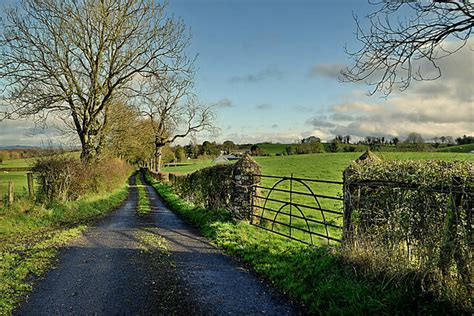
[
  {"left": 158, "top": 152, "right": 473, "bottom": 179},
  {"left": 237, "top": 143, "right": 289, "bottom": 155},
  {"left": 157, "top": 152, "right": 473, "bottom": 244},
  {"left": 436, "top": 143, "right": 474, "bottom": 153},
  {"left": 0, "top": 157, "right": 34, "bottom": 169},
  {"left": 0, "top": 171, "right": 31, "bottom": 197},
  {"left": 161, "top": 159, "right": 214, "bottom": 173}
]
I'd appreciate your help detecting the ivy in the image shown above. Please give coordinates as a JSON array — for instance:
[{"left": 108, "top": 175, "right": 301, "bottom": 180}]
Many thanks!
[
  {"left": 168, "top": 164, "right": 234, "bottom": 210},
  {"left": 344, "top": 159, "right": 473, "bottom": 308}
]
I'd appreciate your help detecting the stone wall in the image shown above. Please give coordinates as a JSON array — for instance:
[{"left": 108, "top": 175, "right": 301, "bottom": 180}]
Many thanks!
[
  {"left": 150, "top": 154, "right": 261, "bottom": 220},
  {"left": 231, "top": 155, "right": 261, "bottom": 219}
]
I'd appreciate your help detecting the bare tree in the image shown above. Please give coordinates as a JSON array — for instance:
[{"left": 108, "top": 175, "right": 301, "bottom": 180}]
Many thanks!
[
  {"left": 135, "top": 67, "right": 215, "bottom": 172},
  {"left": 342, "top": 0, "right": 473, "bottom": 96},
  {"left": 0, "top": 0, "right": 192, "bottom": 163}
]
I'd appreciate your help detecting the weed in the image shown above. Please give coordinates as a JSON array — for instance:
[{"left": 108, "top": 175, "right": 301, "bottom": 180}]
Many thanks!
[{"left": 135, "top": 173, "right": 151, "bottom": 216}]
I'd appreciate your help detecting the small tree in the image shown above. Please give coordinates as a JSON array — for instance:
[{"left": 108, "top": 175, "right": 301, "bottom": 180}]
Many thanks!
[
  {"left": 135, "top": 65, "right": 215, "bottom": 171},
  {"left": 175, "top": 146, "right": 187, "bottom": 162},
  {"left": 406, "top": 132, "right": 424, "bottom": 144},
  {"left": 222, "top": 140, "right": 236, "bottom": 154},
  {"left": 329, "top": 138, "right": 342, "bottom": 153},
  {"left": 250, "top": 144, "right": 263, "bottom": 156}
]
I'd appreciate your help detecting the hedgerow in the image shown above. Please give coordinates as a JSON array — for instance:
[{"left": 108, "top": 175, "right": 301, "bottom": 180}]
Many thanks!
[
  {"left": 344, "top": 159, "right": 473, "bottom": 309},
  {"left": 33, "top": 155, "right": 131, "bottom": 203},
  {"left": 166, "top": 164, "right": 234, "bottom": 210}
]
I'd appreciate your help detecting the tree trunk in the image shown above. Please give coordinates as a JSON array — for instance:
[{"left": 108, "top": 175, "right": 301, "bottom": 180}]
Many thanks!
[
  {"left": 80, "top": 139, "right": 97, "bottom": 164},
  {"left": 154, "top": 146, "right": 163, "bottom": 172}
]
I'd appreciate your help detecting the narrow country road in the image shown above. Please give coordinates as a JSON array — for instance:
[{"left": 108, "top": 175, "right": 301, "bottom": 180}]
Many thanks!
[{"left": 17, "top": 174, "right": 300, "bottom": 315}]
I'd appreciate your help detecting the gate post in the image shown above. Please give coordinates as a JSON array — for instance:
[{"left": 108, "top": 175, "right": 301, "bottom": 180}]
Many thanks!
[
  {"left": 8, "top": 181, "right": 14, "bottom": 206},
  {"left": 342, "top": 170, "right": 353, "bottom": 243},
  {"left": 27, "top": 172, "right": 34, "bottom": 199},
  {"left": 231, "top": 154, "right": 261, "bottom": 220}
]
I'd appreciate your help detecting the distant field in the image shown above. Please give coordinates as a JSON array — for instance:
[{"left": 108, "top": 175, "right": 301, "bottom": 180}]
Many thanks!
[
  {"left": 158, "top": 151, "right": 473, "bottom": 244},
  {"left": 160, "top": 152, "right": 474, "bottom": 178},
  {"left": 240, "top": 143, "right": 289, "bottom": 155},
  {"left": 436, "top": 143, "right": 474, "bottom": 153},
  {"left": 0, "top": 158, "right": 34, "bottom": 198},
  {"left": 0, "top": 153, "right": 80, "bottom": 200},
  {"left": 0, "top": 171, "right": 30, "bottom": 198},
  {"left": 0, "top": 157, "right": 34, "bottom": 169},
  {"left": 161, "top": 160, "right": 214, "bottom": 173},
  {"left": 241, "top": 142, "right": 474, "bottom": 155}
]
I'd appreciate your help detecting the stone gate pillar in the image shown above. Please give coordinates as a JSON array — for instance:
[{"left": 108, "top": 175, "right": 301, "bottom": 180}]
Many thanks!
[{"left": 231, "top": 154, "right": 261, "bottom": 220}]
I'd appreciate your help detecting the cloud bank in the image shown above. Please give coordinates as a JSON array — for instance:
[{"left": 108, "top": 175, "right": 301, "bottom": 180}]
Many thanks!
[{"left": 306, "top": 40, "right": 474, "bottom": 141}]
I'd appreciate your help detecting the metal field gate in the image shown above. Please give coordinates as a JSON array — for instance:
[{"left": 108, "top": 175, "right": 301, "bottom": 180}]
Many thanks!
[{"left": 250, "top": 174, "right": 344, "bottom": 245}]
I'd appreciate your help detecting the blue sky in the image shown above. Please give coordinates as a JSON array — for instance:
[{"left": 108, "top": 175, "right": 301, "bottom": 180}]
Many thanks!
[
  {"left": 168, "top": 0, "right": 371, "bottom": 143},
  {"left": 0, "top": 0, "right": 472, "bottom": 146}
]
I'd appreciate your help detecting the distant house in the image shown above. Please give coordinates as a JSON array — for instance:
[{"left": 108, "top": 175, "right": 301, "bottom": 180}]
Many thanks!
[{"left": 213, "top": 154, "right": 239, "bottom": 163}]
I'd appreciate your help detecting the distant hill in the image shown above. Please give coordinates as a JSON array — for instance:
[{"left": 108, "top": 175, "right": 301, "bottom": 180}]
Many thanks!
[
  {"left": 436, "top": 143, "right": 474, "bottom": 153},
  {"left": 0, "top": 145, "right": 40, "bottom": 150}
]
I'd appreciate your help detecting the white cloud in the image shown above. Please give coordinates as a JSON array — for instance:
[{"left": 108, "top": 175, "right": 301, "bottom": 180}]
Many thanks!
[
  {"left": 308, "top": 63, "right": 344, "bottom": 79},
  {"left": 255, "top": 103, "right": 273, "bottom": 110},
  {"left": 229, "top": 65, "right": 284, "bottom": 83},
  {"left": 332, "top": 102, "right": 382, "bottom": 113},
  {"left": 214, "top": 98, "right": 234, "bottom": 108}
]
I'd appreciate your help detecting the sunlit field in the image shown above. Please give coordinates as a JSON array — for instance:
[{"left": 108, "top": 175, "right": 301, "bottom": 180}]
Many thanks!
[{"left": 158, "top": 151, "right": 474, "bottom": 245}]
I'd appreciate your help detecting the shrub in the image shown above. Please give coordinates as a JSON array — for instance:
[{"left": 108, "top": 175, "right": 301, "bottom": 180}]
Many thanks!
[
  {"left": 33, "top": 156, "right": 78, "bottom": 203},
  {"left": 33, "top": 155, "right": 131, "bottom": 203},
  {"left": 285, "top": 143, "right": 325, "bottom": 155},
  {"left": 70, "top": 157, "right": 131, "bottom": 198}
]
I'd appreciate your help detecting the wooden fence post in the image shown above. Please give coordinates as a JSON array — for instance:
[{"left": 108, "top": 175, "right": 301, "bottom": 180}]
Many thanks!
[
  {"left": 8, "top": 180, "right": 14, "bottom": 206},
  {"left": 27, "top": 172, "right": 34, "bottom": 199}
]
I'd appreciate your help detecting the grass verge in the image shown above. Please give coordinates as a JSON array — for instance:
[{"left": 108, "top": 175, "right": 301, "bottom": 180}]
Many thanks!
[
  {"left": 135, "top": 173, "right": 151, "bottom": 216},
  {"left": 0, "top": 183, "right": 129, "bottom": 314},
  {"left": 144, "top": 171, "right": 464, "bottom": 315}
]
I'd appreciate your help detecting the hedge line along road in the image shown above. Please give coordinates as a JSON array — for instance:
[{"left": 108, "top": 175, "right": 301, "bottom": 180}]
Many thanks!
[{"left": 17, "top": 174, "right": 300, "bottom": 315}]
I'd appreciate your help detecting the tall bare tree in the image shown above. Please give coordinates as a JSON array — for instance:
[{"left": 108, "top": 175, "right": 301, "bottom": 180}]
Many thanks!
[
  {"left": 342, "top": 0, "right": 473, "bottom": 96},
  {"left": 135, "top": 64, "right": 215, "bottom": 172},
  {"left": 0, "top": 0, "right": 192, "bottom": 163}
]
